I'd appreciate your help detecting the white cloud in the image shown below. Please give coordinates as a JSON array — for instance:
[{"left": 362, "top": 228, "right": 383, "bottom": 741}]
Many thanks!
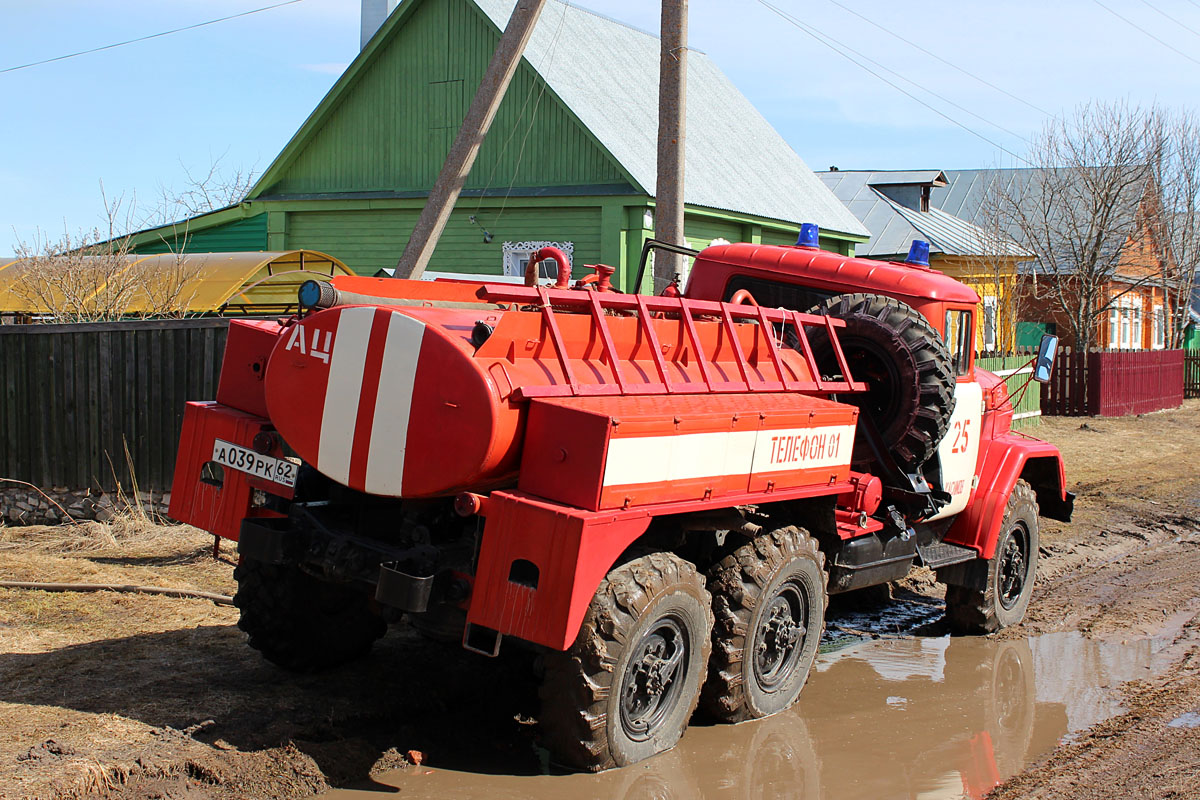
[{"left": 300, "top": 62, "right": 350, "bottom": 75}]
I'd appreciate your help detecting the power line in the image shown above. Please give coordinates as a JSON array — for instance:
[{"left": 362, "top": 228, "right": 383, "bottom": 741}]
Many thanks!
[
  {"left": 1, "top": 0, "right": 304, "bottom": 75},
  {"left": 1092, "top": 0, "right": 1200, "bottom": 68},
  {"left": 1137, "top": 0, "right": 1200, "bottom": 41},
  {"left": 823, "top": 0, "right": 1051, "bottom": 117},
  {"left": 756, "top": 0, "right": 1030, "bottom": 164}
]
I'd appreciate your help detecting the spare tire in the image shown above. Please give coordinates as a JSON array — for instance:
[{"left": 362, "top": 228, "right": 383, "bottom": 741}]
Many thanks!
[{"left": 798, "top": 293, "right": 956, "bottom": 471}]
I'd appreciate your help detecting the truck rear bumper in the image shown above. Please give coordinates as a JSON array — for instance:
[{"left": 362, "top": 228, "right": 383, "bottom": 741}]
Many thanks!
[{"left": 168, "top": 401, "right": 290, "bottom": 540}]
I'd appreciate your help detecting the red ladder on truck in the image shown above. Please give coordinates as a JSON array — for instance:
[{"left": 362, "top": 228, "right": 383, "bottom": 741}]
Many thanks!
[{"left": 478, "top": 285, "right": 867, "bottom": 399}]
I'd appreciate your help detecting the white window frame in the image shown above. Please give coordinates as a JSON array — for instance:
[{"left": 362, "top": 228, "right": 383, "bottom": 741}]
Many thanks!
[
  {"left": 501, "top": 240, "right": 574, "bottom": 280},
  {"left": 981, "top": 295, "right": 998, "bottom": 352},
  {"left": 1153, "top": 305, "right": 1166, "bottom": 349},
  {"left": 1110, "top": 293, "right": 1144, "bottom": 350}
]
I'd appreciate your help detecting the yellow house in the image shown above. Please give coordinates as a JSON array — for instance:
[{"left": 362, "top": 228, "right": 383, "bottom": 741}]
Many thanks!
[{"left": 818, "top": 169, "right": 1029, "bottom": 351}]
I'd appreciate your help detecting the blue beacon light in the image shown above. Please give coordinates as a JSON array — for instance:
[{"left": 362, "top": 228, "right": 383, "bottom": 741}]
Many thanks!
[{"left": 796, "top": 222, "right": 820, "bottom": 248}]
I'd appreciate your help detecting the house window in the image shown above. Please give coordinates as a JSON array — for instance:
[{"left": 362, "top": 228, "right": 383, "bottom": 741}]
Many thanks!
[
  {"left": 982, "top": 296, "right": 998, "bottom": 352},
  {"left": 945, "top": 309, "right": 973, "bottom": 376},
  {"left": 1153, "top": 305, "right": 1166, "bottom": 349},
  {"left": 1109, "top": 294, "right": 1143, "bottom": 350},
  {"left": 502, "top": 241, "right": 574, "bottom": 280}
]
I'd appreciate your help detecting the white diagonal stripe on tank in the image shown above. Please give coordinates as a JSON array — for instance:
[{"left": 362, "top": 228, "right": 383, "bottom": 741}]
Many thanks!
[
  {"left": 364, "top": 312, "right": 426, "bottom": 496},
  {"left": 316, "top": 307, "right": 375, "bottom": 485}
]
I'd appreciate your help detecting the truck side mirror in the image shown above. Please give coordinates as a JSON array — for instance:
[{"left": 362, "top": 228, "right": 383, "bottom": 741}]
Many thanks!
[{"left": 1034, "top": 334, "right": 1058, "bottom": 383}]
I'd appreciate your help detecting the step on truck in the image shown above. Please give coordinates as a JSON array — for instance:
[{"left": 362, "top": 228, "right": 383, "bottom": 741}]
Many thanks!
[{"left": 169, "top": 224, "right": 1074, "bottom": 771}]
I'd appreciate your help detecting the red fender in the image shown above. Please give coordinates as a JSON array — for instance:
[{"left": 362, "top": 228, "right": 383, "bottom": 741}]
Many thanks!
[
  {"left": 944, "top": 432, "right": 1070, "bottom": 560},
  {"left": 466, "top": 490, "right": 650, "bottom": 650}
]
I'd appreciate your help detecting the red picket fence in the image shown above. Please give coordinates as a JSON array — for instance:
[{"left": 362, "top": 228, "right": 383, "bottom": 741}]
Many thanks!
[{"left": 1041, "top": 348, "right": 1185, "bottom": 417}]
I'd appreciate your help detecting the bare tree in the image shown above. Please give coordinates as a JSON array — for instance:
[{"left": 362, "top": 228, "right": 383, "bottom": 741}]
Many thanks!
[
  {"left": 139, "top": 153, "right": 258, "bottom": 254},
  {"left": 1147, "top": 109, "right": 1200, "bottom": 349},
  {"left": 10, "top": 184, "right": 202, "bottom": 323},
  {"left": 962, "top": 175, "right": 1032, "bottom": 352},
  {"left": 150, "top": 153, "right": 258, "bottom": 225},
  {"left": 994, "top": 101, "right": 1158, "bottom": 352}
]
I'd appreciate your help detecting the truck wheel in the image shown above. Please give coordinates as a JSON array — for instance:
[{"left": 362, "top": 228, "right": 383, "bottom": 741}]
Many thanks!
[
  {"left": 803, "top": 293, "right": 956, "bottom": 470},
  {"left": 539, "top": 552, "right": 713, "bottom": 771},
  {"left": 944, "top": 481, "right": 1040, "bottom": 634},
  {"left": 233, "top": 559, "right": 386, "bottom": 672},
  {"left": 701, "top": 526, "right": 826, "bottom": 722}
]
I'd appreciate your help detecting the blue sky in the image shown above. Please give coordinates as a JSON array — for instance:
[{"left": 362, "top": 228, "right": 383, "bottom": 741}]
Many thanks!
[{"left": 4, "top": 0, "right": 1200, "bottom": 253}]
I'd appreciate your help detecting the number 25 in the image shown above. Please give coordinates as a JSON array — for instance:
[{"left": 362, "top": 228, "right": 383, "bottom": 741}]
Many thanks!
[{"left": 951, "top": 420, "right": 971, "bottom": 454}]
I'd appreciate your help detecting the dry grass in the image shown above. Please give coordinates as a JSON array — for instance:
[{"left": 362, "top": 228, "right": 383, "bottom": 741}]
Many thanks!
[{"left": 0, "top": 514, "right": 205, "bottom": 555}]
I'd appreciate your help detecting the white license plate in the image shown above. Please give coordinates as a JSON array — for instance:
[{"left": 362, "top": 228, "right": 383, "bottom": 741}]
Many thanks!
[{"left": 212, "top": 439, "right": 297, "bottom": 488}]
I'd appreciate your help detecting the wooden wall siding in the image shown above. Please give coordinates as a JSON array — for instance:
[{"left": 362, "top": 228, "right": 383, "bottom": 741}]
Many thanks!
[
  {"left": 285, "top": 205, "right": 604, "bottom": 275},
  {"left": 132, "top": 214, "right": 268, "bottom": 255},
  {"left": 683, "top": 216, "right": 743, "bottom": 252},
  {"left": 261, "top": 0, "right": 629, "bottom": 198},
  {"left": 0, "top": 320, "right": 228, "bottom": 493}
]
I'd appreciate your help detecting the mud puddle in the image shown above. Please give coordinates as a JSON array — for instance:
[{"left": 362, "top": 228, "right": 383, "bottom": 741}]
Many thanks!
[{"left": 318, "top": 619, "right": 1185, "bottom": 800}]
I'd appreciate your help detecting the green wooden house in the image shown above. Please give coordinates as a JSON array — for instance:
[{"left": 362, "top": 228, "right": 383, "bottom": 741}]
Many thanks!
[{"left": 126, "top": 0, "right": 868, "bottom": 290}]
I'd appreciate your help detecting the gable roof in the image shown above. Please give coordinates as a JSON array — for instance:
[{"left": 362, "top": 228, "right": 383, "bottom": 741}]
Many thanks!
[
  {"left": 818, "top": 170, "right": 1027, "bottom": 259},
  {"left": 935, "top": 168, "right": 1168, "bottom": 278},
  {"left": 250, "top": 0, "right": 867, "bottom": 237},
  {"left": 933, "top": 169, "right": 1028, "bottom": 231}
]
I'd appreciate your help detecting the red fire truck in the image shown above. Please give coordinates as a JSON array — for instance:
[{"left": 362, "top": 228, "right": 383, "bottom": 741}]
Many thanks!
[{"left": 169, "top": 225, "right": 1072, "bottom": 771}]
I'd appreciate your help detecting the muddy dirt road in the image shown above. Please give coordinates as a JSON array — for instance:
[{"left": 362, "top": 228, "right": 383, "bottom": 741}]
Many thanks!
[{"left": 2, "top": 402, "right": 1198, "bottom": 800}]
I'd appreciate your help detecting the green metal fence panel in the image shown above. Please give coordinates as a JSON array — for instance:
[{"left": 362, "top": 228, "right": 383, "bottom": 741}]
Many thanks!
[
  {"left": 0, "top": 319, "right": 229, "bottom": 494},
  {"left": 976, "top": 353, "right": 1041, "bottom": 429}
]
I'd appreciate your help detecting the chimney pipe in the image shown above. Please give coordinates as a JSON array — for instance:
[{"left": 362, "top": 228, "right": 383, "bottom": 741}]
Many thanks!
[{"left": 361, "top": 0, "right": 400, "bottom": 50}]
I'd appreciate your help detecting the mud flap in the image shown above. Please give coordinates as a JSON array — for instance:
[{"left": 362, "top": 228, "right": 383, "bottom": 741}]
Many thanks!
[{"left": 376, "top": 562, "right": 435, "bottom": 613}]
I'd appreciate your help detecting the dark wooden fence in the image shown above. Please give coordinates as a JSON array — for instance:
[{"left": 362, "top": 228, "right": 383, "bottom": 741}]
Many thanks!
[
  {"left": 1, "top": 319, "right": 229, "bottom": 494},
  {"left": 1187, "top": 351, "right": 1200, "bottom": 399},
  {"left": 1041, "top": 348, "right": 1185, "bottom": 417},
  {"left": 1042, "top": 348, "right": 1092, "bottom": 417}
]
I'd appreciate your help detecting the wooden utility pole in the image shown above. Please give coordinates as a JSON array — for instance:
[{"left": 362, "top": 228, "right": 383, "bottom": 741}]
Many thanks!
[
  {"left": 393, "top": 0, "right": 547, "bottom": 279},
  {"left": 654, "top": 0, "right": 688, "bottom": 294}
]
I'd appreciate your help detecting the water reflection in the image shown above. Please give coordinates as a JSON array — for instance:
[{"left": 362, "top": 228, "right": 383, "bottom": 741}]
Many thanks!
[{"left": 319, "top": 631, "right": 1170, "bottom": 800}]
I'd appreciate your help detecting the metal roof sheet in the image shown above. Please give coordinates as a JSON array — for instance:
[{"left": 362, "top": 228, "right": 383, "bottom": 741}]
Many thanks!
[
  {"left": 934, "top": 169, "right": 1038, "bottom": 239},
  {"left": 818, "top": 170, "right": 1027, "bottom": 259},
  {"left": 851, "top": 169, "right": 947, "bottom": 186},
  {"left": 472, "top": 0, "right": 869, "bottom": 237},
  {"left": 0, "top": 250, "right": 351, "bottom": 315}
]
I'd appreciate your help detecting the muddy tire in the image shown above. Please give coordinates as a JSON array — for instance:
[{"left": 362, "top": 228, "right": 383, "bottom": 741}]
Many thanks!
[
  {"left": 233, "top": 559, "right": 386, "bottom": 672},
  {"left": 539, "top": 552, "right": 713, "bottom": 771},
  {"left": 701, "top": 526, "right": 827, "bottom": 722},
  {"left": 943, "top": 481, "right": 1040, "bottom": 634},
  {"left": 803, "top": 293, "right": 956, "bottom": 470}
]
